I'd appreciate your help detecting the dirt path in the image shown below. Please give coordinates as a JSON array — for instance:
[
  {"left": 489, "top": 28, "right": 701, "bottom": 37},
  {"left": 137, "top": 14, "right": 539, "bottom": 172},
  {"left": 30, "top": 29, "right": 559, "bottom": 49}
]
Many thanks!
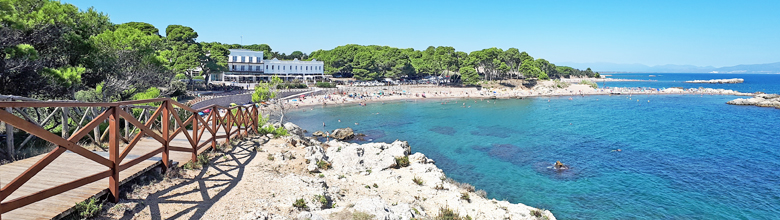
[{"left": 95, "top": 136, "right": 267, "bottom": 220}]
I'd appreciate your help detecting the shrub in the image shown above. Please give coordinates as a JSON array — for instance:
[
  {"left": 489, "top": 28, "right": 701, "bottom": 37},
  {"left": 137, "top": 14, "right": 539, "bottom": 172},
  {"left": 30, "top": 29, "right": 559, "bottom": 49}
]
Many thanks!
[
  {"left": 395, "top": 156, "right": 410, "bottom": 168},
  {"left": 276, "top": 83, "right": 307, "bottom": 89},
  {"left": 293, "top": 198, "right": 308, "bottom": 209},
  {"left": 74, "top": 197, "right": 102, "bottom": 219},
  {"left": 267, "top": 153, "right": 274, "bottom": 161},
  {"left": 530, "top": 209, "right": 543, "bottom": 217},
  {"left": 174, "top": 73, "right": 187, "bottom": 80},
  {"left": 314, "top": 195, "right": 328, "bottom": 208},
  {"left": 373, "top": 183, "right": 378, "bottom": 188},
  {"left": 317, "top": 160, "right": 331, "bottom": 170},
  {"left": 412, "top": 176, "right": 424, "bottom": 185},
  {"left": 315, "top": 82, "right": 336, "bottom": 88},
  {"left": 460, "top": 192, "right": 470, "bottom": 202},
  {"left": 476, "top": 190, "right": 487, "bottom": 198}
]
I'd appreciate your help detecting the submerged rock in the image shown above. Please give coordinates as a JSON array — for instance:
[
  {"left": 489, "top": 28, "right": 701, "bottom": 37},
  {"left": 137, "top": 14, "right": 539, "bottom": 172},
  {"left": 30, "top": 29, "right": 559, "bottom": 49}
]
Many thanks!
[{"left": 685, "top": 78, "right": 744, "bottom": 84}]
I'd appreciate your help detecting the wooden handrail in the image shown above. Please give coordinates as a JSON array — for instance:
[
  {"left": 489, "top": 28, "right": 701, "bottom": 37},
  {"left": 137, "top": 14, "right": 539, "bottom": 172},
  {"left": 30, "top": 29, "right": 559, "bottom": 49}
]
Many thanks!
[{"left": 0, "top": 97, "right": 261, "bottom": 217}]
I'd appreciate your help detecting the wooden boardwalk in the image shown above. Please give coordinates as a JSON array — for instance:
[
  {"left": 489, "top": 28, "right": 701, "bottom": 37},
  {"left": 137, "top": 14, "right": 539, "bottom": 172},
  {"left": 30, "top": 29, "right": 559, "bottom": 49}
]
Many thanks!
[
  {"left": 0, "top": 98, "right": 259, "bottom": 220},
  {"left": 0, "top": 127, "right": 231, "bottom": 219}
]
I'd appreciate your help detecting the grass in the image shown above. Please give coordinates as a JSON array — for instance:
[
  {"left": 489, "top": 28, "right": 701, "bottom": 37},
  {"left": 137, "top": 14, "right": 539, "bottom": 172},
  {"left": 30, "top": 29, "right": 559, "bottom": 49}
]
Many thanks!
[
  {"left": 412, "top": 176, "right": 424, "bottom": 185},
  {"left": 182, "top": 154, "right": 209, "bottom": 170},
  {"left": 434, "top": 207, "right": 472, "bottom": 220},
  {"left": 73, "top": 197, "right": 102, "bottom": 219},
  {"left": 352, "top": 211, "right": 376, "bottom": 220},
  {"left": 395, "top": 156, "right": 410, "bottom": 168},
  {"left": 267, "top": 153, "right": 274, "bottom": 161},
  {"left": 580, "top": 79, "right": 598, "bottom": 89},
  {"left": 293, "top": 198, "right": 308, "bottom": 209},
  {"left": 319, "top": 174, "right": 325, "bottom": 178}
]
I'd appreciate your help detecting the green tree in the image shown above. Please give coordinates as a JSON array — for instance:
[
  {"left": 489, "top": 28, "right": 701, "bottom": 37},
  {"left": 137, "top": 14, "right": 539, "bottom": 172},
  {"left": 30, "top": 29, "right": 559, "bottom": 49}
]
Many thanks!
[{"left": 459, "top": 66, "right": 480, "bottom": 85}]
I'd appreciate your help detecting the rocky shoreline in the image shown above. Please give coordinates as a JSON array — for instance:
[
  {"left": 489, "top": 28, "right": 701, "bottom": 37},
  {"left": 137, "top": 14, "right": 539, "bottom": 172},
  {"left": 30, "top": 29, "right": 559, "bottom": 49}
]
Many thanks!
[
  {"left": 240, "top": 123, "right": 556, "bottom": 220},
  {"left": 726, "top": 94, "right": 780, "bottom": 109},
  {"left": 685, "top": 78, "right": 744, "bottom": 84}
]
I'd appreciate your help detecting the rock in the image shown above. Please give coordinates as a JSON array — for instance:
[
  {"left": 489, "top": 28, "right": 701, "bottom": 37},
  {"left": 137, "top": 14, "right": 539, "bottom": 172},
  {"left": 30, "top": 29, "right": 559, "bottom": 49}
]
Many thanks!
[
  {"left": 727, "top": 93, "right": 780, "bottom": 109},
  {"left": 312, "top": 131, "right": 324, "bottom": 137},
  {"left": 296, "top": 212, "right": 326, "bottom": 220},
  {"left": 331, "top": 127, "right": 355, "bottom": 140},
  {"left": 685, "top": 78, "right": 744, "bottom": 84},
  {"left": 283, "top": 122, "right": 304, "bottom": 138},
  {"left": 554, "top": 161, "right": 569, "bottom": 170},
  {"left": 326, "top": 140, "right": 411, "bottom": 173},
  {"left": 351, "top": 197, "right": 415, "bottom": 220}
]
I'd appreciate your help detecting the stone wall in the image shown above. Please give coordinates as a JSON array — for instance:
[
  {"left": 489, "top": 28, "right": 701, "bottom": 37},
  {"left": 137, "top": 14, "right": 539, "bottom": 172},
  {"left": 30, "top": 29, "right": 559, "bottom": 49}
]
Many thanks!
[
  {"left": 191, "top": 93, "right": 252, "bottom": 109},
  {"left": 190, "top": 89, "right": 314, "bottom": 110}
]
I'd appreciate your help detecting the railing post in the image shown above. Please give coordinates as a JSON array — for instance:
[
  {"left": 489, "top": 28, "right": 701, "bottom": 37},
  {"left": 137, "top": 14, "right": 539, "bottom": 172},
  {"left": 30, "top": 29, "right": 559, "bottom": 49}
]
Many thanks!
[
  {"left": 108, "top": 106, "right": 119, "bottom": 203},
  {"left": 254, "top": 106, "right": 259, "bottom": 133},
  {"left": 124, "top": 106, "right": 129, "bottom": 140},
  {"left": 161, "top": 101, "right": 170, "bottom": 171},
  {"left": 226, "top": 109, "right": 232, "bottom": 142},
  {"left": 92, "top": 107, "right": 100, "bottom": 146},
  {"left": 5, "top": 107, "right": 14, "bottom": 160},
  {"left": 211, "top": 106, "right": 216, "bottom": 150},
  {"left": 61, "top": 107, "right": 68, "bottom": 138},
  {"left": 192, "top": 114, "right": 198, "bottom": 162}
]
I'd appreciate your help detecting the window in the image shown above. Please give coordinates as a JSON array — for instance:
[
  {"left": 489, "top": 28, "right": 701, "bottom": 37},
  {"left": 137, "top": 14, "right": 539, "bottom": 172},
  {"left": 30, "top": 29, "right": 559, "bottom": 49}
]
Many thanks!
[
  {"left": 272, "top": 65, "right": 274, "bottom": 70},
  {"left": 241, "top": 66, "right": 245, "bottom": 71},
  {"left": 266, "top": 65, "right": 268, "bottom": 70},
  {"left": 306, "top": 66, "right": 308, "bottom": 70}
]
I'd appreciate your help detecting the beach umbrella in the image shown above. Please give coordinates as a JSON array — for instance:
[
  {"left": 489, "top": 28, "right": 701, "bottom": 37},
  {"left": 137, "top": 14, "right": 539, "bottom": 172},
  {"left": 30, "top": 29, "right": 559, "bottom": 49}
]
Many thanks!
[{"left": 203, "top": 109, "right": 211, "bottom": 113}]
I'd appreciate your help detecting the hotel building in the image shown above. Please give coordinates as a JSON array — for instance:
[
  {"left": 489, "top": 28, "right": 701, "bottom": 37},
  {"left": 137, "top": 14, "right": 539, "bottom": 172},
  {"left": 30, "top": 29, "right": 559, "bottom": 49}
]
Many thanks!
[{"left": 210, "top": 49, "right": 327, "bottom": 83}]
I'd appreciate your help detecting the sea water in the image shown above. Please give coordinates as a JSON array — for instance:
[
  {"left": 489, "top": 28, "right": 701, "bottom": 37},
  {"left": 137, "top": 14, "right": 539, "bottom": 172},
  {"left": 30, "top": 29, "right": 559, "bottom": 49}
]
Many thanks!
[{"left": 286, "top": 75, "right": 780, "bottom": 219}]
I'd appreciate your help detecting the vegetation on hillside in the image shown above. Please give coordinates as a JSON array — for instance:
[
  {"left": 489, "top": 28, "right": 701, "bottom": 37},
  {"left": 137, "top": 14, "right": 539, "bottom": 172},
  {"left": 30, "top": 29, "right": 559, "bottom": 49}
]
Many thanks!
[{"left": 1, "top": 0, "right": 598, "bottom": 101}]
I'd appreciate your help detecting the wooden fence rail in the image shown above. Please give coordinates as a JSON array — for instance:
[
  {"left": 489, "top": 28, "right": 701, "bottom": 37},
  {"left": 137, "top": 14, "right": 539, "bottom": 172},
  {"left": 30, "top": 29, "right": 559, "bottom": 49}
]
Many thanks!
[{"left": 0, "top": 98, "right": 259, "bottom": 219}]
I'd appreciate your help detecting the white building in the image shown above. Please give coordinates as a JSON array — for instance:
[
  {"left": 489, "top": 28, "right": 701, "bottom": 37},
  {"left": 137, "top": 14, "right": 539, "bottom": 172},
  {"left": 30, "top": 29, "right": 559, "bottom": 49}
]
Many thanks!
[{"left": 211, "top": 49, "right": 326, "bottom": 83}]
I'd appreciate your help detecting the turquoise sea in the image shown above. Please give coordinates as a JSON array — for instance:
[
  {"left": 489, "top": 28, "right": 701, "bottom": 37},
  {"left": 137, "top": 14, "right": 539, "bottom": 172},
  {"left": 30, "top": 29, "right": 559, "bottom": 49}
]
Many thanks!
[{"left": 286, "top": 74, "right": 780, "bottom": 219}]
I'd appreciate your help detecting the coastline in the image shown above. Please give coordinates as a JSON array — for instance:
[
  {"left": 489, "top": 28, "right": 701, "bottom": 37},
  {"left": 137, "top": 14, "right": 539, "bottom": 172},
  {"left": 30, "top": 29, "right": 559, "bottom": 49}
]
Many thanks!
[
  {"left": 276, "top": 83, "right": 755, "bottom": 110},
  {"left": 216, "top": 123, "right": 557, "bottom": 220}
]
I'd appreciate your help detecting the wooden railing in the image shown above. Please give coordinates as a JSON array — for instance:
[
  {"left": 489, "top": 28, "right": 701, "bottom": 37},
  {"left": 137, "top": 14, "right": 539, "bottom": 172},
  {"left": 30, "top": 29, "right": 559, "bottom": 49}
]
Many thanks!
[{"left": 0, "top": 98, "right": 259, "bottom": 219}]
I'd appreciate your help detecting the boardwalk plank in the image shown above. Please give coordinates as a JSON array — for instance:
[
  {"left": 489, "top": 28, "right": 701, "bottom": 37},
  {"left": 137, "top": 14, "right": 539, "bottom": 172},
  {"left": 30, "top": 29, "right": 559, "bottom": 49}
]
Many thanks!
[{"left": 0, "top": 126, "right": 228, "bottom": 219}]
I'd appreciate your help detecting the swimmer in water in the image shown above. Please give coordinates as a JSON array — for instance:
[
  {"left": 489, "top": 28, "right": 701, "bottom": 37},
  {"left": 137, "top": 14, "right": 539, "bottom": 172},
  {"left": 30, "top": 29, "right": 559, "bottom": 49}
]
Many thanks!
[
  {"left": 355, "top": 122, "right": 359, "bottom": 125},
  {"left": 338, "top": 119, "right": 341, "bottom": 122},
  {"left": 323, "top": 122, "right": 326, "bottom": 127}
]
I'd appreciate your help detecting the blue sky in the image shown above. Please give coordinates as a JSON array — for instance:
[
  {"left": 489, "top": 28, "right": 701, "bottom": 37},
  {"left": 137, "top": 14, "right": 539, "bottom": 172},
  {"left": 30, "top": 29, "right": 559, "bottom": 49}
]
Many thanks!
[{"left": 64, "top": 0, "right": 779, "bottom": 67}]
